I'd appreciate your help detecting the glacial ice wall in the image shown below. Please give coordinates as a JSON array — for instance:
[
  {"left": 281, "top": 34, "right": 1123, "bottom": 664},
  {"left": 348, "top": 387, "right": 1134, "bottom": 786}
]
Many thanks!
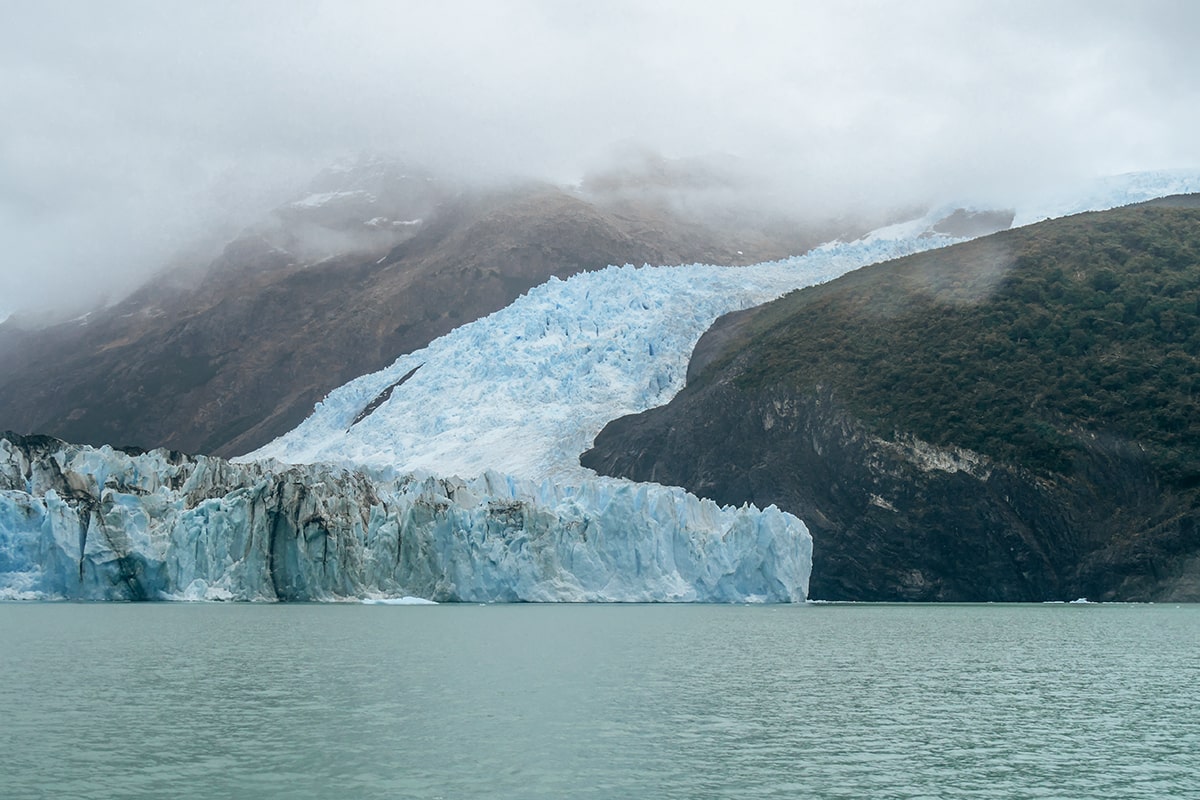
[{"left": 0, "top": 435, "right": 809, "bottom": 602}]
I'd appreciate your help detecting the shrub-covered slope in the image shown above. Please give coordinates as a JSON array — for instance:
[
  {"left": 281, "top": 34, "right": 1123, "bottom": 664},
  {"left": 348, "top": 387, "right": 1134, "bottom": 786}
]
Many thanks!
[{"left": 584, "top": 200, "right": 1200, "bottom": 601}]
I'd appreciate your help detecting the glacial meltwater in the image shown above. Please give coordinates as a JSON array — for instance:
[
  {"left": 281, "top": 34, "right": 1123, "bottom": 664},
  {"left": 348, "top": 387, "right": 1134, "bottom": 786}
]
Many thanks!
[{"left": 1, "top": 603, "right": 1197, "bottom": 800}]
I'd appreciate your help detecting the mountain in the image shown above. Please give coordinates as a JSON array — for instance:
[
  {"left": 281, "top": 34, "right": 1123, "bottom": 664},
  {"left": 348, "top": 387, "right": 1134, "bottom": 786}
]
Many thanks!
[
  {"left": 582, "top": 199, "right": 1200, "bottom": 602},
  {"left": 0, "top": 184, "right": 980, "bottom": 603},
  {"left": 0, "top": 157, "right": 840, "bottom": 458}
]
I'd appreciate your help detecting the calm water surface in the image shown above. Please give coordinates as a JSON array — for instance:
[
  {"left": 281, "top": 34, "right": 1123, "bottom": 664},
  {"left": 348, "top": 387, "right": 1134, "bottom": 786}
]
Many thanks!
[{"left": 1, "top": 602, "right": 1197, "bottom": 799}]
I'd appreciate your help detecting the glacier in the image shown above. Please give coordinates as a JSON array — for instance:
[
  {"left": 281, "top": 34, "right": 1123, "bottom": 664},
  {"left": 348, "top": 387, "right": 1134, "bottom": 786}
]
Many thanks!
[
  {"left": 245, "top": 169, "right": 1200, "bottom": 480},
  {"left": 4, "top": 169, "right": 1199, "bottom": 603},
  {"left": 0, "top": 434, "right": 807, "bottom": 602},
  {"left": 1011, "top": 168, "right": 1200, "bottom": 227},
  {"left": 244, "top": 230, "right": 966, "bottom": 479}
]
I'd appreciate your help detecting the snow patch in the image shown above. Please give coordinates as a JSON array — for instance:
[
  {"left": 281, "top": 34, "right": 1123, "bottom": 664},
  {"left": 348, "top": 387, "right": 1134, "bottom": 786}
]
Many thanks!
[{"left": 365, "top": 217, "right": 422, "bottom": 228}]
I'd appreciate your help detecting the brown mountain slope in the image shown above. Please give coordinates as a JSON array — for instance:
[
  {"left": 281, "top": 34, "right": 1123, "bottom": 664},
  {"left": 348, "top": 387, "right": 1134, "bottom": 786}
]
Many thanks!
[{"left": 0, "top": 177, "right": 833, "bottom": 457}]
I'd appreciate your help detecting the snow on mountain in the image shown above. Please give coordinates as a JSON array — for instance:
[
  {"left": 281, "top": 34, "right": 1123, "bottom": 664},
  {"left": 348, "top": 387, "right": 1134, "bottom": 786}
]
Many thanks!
[
  {"left": 289, "top": 189, "right": 376, "bottom": 209},
  {"left": 1012, "top": 168, "right": 1200, "bottom": 226}
]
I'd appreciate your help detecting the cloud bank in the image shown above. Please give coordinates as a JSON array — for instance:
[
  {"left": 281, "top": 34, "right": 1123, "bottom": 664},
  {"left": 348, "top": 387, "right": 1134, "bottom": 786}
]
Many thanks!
[{"left": 3, "top": 0, "right": 1199, "bottom": 314}]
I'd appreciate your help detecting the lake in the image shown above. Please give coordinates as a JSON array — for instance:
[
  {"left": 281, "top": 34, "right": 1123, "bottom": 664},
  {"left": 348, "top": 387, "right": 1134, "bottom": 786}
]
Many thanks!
[{"left": 1, "top": 602, "right": 1196, "bottom": 799}]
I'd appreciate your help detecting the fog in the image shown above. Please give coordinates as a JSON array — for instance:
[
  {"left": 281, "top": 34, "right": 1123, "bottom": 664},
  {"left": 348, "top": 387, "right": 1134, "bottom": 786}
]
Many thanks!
[{"left": 3, "top": 0, "right": 1199, "bottom": 316}]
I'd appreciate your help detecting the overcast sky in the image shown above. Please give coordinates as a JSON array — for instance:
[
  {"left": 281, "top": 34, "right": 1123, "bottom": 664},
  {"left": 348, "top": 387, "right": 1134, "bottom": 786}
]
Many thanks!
[{"left": 3, "top": 0, "right": 1199, "bottom": 315}]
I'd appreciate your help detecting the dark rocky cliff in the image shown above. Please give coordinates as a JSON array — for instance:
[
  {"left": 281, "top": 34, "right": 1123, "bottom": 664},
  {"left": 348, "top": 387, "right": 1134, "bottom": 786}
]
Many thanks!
[
  {"left": 584, "top": 383, "right": 1200, "bottom": 601},
  {"left": 584, "top": 201, "right": 1200, "bottom": 601}
]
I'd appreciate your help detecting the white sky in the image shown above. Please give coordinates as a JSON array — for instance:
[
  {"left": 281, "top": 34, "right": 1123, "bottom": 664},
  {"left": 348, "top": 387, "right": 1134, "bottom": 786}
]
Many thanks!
[{"left": 3, "top": 0, "right": 1199, "bottom": 314}]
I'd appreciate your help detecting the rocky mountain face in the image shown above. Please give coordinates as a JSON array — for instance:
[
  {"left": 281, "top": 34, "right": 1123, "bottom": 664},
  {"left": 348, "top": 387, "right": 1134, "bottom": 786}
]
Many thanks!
[
  {"left": 583, "top": 201, "right": 1200, "bottom": 602},
  {"left": 0, "top": 158, "right": 837, "bottom": 458}
]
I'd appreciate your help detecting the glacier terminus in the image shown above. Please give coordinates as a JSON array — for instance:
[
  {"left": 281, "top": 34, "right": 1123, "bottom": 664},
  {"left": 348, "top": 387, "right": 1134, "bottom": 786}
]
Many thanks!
[{"left": 0, "top": 435, "right": 807, "bottom": 602}]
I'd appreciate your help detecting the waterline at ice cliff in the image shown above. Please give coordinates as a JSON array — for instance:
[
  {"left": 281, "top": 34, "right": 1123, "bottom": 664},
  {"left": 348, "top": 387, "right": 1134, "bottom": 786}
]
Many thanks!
[{"left": 0, "top": 434, "right": 807, "bottom": 602}]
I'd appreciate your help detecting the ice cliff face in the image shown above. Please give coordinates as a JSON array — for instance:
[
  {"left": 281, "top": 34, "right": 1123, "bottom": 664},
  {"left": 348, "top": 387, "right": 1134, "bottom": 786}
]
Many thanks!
[{"left": 0, "top": 435, "right": 808, "bottom": 602}]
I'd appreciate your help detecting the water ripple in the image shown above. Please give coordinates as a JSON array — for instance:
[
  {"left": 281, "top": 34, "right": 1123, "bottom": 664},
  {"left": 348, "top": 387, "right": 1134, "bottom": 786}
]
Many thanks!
[{"left": 0, "top": 603, "right": 1196, "bottom": 799}]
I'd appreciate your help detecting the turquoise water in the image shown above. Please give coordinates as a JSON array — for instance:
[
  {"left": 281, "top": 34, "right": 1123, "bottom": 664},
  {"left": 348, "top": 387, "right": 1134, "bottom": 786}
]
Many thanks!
[{"left": 1, "top": 603, "right": 1197, "bottom": 799}]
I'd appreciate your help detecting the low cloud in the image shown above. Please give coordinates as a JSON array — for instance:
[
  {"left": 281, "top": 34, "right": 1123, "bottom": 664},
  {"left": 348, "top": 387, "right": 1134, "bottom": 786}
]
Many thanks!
[{"left": 3, "top": 0, "right": 1199, "bottom": 314}]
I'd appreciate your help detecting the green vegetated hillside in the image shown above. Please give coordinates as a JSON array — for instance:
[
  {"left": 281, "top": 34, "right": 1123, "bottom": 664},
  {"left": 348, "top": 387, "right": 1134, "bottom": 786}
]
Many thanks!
[
  {"left": 738, "top": 203, "right": 1200, "bottom": 485},
  {"left": 584, "top": 199, "right": 1200, "bottom": 601}
]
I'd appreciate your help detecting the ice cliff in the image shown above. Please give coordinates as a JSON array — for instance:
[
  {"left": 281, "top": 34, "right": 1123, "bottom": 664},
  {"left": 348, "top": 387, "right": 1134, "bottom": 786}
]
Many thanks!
[{"left": 0, "top": 434, "right": 807, "bottom": 602}]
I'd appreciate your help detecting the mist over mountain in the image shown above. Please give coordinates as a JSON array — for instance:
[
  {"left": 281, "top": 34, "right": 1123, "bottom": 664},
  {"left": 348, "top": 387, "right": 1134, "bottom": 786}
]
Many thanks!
[
  {"left": 4, "top": 2, "right": 1200, "bottom": 317},
  {"left": 0, "top": 155, "right": 848, "bottom": 456}
]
